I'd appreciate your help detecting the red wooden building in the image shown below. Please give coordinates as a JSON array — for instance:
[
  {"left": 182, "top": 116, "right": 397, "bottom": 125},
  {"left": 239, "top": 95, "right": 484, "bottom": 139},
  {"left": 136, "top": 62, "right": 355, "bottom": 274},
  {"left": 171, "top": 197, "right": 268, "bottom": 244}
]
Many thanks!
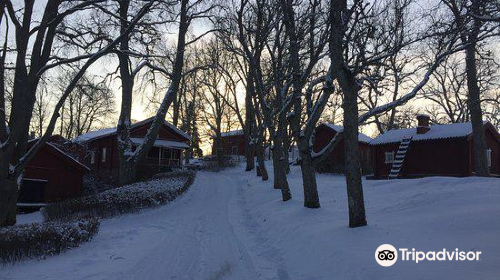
[
  {"left": 370, "top": 114, "right": 500, "bottom": 179},
  {"left": 211, "top": 130, "right": 246, "bottom": 156},
  {"left": 74, "top": 117, "right": 190, "bottom": 182},
  {"left": 313, "top": 123, "right": 373, "bottom": 173},
  {"left": 19, "top": 137, "right": 90, "bottom": 204}
]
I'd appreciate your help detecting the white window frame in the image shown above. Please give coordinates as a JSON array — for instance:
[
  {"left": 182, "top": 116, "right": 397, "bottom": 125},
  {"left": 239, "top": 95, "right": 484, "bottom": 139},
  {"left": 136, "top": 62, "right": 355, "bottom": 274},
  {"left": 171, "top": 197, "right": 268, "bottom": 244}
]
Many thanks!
[
  {"left": 487, "top": 149, "right": 492, "bottom": 168},
  {"left": 102, "top": 148, "right": 107, "bottom": 163},
  {"left": 385, "top": 151, "right": 395, "bottom": 164},
  {"left": 90, "top": 151, "right": 96, "bottom": 164}
]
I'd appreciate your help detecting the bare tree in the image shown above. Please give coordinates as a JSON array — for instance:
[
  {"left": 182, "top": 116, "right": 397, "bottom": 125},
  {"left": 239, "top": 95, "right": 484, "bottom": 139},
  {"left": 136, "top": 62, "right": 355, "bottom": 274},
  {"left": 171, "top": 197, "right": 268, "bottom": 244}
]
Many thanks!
[
  {"left": 0, "top": 0, "right": 155, "bottom": 226},
  {"left": 30, "top": 78, "right": 53, "bottom": 137},
  {"left": 114, "top": 0, "right": 214, "bottom": 185},
  {"left": 441, "top": 0, "right": 500, "bottom": 176},
  {"left": 58, "top": 72, "right": 115, "bottom": 139},
  {"left": 421, "top": 42, "right": 499, "bottom": 128},
  {"left": 279, "top": 0, "right": 330, "bottom": 207},
  {"left": 198, "top": 38, "right": 233, "bottom": 167}
]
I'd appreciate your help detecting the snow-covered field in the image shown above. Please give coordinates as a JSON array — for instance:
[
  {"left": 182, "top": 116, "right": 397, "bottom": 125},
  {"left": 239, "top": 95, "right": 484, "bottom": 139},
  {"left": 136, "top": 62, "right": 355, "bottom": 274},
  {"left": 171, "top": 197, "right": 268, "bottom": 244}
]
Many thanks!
[{"left": 1, "top": 165, "right": 499, "bottom": 280}]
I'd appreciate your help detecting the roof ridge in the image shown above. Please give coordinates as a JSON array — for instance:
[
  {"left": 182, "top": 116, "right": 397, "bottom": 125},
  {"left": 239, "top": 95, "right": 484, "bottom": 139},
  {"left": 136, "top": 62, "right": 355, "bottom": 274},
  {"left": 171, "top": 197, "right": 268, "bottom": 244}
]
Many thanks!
[
  {"left": 74, "top": 118, "right": 190, "bottom": 142},
  {"left": 370, "top": 121, "right": 487, "bottom": 145}
]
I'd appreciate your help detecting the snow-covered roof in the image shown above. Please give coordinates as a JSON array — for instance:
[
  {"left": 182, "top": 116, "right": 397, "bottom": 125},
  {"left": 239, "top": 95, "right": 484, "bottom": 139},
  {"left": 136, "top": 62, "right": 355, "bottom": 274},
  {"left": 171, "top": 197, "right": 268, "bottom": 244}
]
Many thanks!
[
  {"left": 74, "top": 117, "right": 190, "bottom": 143},
  {"left": 47, "top": 142, "right": 91, "bottom": 171},
  {"left": 27, "top": 138, "right": 90, "bottom": 171},
  {"left": 74, "top": 127, "right": 116, "bottom": 142},
  {"left": 321, "top": 123, "right": 372, "bottom": 143},
  {"left": 130, "top": 138, "right": 190, "bottom": 149},
  {"left": 220, "top": 130, "right": 244, "bottom": 137},
  {"left": 370, "top": 122, "right": 478, "bottom": 145}
]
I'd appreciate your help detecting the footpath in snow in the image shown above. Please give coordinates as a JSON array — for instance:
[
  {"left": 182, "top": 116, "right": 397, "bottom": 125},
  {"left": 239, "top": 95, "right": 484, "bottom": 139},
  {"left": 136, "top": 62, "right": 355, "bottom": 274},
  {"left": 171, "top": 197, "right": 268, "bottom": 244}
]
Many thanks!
[{"left": 1, "top": 165, "right": 500, "bottom": 280}]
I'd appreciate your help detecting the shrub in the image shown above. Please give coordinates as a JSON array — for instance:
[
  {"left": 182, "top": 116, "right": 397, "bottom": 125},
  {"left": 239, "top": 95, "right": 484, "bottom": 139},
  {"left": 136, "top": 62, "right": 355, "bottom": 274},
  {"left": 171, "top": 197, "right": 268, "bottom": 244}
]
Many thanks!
[
  {"left": 81, "top": 175, "right": 116, "bottom": 196},
  {"left": 0, "top": 218, "right": 99, "bottom": 264},
  {"left": 200, "top": 156, "right": 242, "bottom": 171},
  {"left": 43, "top": 170, "right": 196, "bottom": 221}
]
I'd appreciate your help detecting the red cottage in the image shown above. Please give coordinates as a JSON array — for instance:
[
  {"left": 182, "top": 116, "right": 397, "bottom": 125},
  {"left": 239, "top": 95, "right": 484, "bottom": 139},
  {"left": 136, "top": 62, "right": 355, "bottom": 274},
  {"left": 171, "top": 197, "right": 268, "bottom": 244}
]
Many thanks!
[
  {"left": 211, "top": 130, "right": 246, "bottom": 156},
  {"left": 19, "top": 137, "right": 90, "bottom": 204},
  {"left": 74, "top": 117, "right": 190, "bottom": 182},
  {"left": 371, "top": 114, "right": 500, "bottom": 179},
  {"left": 313, "top": 123, "right": 373, "bottom": 173}
]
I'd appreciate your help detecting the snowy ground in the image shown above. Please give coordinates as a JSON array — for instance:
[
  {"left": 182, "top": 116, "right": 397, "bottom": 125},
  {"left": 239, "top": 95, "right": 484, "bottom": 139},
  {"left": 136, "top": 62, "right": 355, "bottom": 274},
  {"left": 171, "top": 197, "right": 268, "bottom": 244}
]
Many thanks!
[
  {"left": 15, "top": 211, "right": 43, "bottom": 225},
  {"left": 1, "top": 165, "right": 499, "bottom": 280}
]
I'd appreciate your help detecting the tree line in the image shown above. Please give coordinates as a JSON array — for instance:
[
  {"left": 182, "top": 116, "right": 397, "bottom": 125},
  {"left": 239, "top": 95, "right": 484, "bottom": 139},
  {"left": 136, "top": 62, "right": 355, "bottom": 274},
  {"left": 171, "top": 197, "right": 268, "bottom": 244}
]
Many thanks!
[{"left": 0, "top": 0, "right": 498, "bottom": 227}]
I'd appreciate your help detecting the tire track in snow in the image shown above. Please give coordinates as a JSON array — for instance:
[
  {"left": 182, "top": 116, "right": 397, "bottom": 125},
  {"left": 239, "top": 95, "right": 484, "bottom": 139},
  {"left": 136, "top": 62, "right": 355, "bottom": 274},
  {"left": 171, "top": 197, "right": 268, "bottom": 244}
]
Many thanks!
[
  {"left": 1, "top": 171, "right": 278, "bottom": 280},
  {"left": 228, "top": 173, "right": 291, "bottom": 280}
]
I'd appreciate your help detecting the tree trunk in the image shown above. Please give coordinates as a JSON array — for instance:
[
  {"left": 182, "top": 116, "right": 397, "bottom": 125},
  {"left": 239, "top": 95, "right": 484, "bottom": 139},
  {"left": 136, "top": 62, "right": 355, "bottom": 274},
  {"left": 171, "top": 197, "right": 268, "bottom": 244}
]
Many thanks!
[
  {"left": 256, "top": 142, "right": 268, "bottom": 180},
  {"left": 117, "top": 161, "right": 138, "bottom": 186},
  {"left": 244, "top": 74, "right": 255, "bottom": 171},
  {"left": 342, "top": 83, "right": 367, "bottom": 228},
  {"left": 272, "top": 143, "right": 284, "bottom": 189},
  {"left": 0, "top": 179, "right": 18, "bottom": 227},
  {"left": 299, "top": 147, "right": 320, "bottom": 208},
  {"left": 272, "top": 140, "right": 292, "bottom": 201},
  {"left": 330, "top": 0, "right": 367, "bottom": 227},
  {"left": 115, "top": 0, "right": 137, "bottom": 186},
  {"left": 216, "top": 134, "right": 224, "bottom": 169},
  {"left": 464, "top": 43, "right": 489, "bottom": 177},
  {"left": 283, "top": 137, "right": 291, "bottom": 174}
]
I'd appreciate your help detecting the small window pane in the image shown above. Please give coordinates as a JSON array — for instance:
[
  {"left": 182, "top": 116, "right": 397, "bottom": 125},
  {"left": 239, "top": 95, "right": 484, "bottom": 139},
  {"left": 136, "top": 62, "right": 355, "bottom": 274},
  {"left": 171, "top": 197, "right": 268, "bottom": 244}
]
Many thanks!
[
  {"left": 102, "top": 148, "right": 107, "bottom": 163},
  {"left": 385, "top": 151, "right": 394, "bottom": 164}
]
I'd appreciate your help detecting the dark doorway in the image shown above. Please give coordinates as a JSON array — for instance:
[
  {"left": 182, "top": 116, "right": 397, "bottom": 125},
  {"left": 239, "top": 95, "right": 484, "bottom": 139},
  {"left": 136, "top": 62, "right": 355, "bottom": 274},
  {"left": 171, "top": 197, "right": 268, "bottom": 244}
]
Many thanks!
[{"left": 19, "top": 179, "right": 47, "bottom": 203}]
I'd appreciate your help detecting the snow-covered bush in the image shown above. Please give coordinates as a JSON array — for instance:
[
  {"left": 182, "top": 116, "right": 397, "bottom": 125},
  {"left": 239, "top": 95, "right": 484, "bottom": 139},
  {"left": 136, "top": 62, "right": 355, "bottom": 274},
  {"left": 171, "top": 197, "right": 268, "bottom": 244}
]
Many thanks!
[
  {"left": 200, "top": 156, "right": 241, "bottom": 171},
  {"left": 43, "top": 171, "right": 196, "bottom": 221},
  {"left": 82, "top": 174, "right": 116, "bottom": 196},
  {"left": 0, "top": 218, "right": 99, "bottom": 264}
]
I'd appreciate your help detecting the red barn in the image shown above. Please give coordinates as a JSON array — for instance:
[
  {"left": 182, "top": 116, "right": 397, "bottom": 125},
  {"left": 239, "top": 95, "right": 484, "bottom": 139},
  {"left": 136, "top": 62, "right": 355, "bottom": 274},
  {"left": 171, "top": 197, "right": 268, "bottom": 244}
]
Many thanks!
[
  {"left": 19, "top": 137, "right": 90, "bottom": 204},
  {"left": 313, "top": 123, "right": 373, "bottom": 174},
  {"left": 211, "top": 130, "right": 246, "bottom": 156},
  {"left": 371, "top": 114, "right": 500, "bottom": 179},
  {"left": 74, "top": 117, "right": 190, "bottom": 182}
]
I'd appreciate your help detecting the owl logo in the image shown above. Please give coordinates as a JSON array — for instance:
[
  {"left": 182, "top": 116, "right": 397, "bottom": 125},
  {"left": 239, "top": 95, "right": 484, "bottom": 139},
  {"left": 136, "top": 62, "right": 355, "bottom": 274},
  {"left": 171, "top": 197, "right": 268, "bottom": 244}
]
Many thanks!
[
  {"left": 375, "top": 244, "right": 398, "bottom": 266},
  {"left": 378, "top": 250, "right": 395, "bottom": 261}
]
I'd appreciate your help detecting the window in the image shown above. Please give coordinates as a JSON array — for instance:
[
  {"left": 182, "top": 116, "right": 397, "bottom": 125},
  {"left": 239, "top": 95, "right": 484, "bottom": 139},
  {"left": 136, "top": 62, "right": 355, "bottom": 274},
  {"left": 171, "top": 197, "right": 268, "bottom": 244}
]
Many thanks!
[
  {"left": 102, "top": 148, "right": 107, "bottom": 163},
  {"left": 385, "top": 151, "right": 394, "bottom": 164},
  {"left": 90, "top": 151, "right": 96, "bottom": 164},
  {"left": 231, "top": 146, "right": 239, "bottom": 155},
  {"left": 163, "top": 148, "right": 172, "bottom": 159},
  {"left": 487, "top": 149, "right": 492, "bottom": 168}
]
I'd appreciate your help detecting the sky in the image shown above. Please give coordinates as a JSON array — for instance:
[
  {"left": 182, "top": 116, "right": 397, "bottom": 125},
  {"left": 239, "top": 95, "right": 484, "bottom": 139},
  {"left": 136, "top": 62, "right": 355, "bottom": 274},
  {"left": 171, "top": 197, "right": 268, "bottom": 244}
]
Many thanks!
[{"left": 2, "top": 1, "right": 499, "bottom": 154}]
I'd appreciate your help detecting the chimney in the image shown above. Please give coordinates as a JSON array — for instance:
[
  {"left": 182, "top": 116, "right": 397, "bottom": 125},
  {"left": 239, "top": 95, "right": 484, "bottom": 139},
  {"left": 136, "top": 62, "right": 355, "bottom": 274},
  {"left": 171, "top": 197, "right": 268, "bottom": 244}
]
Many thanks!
[{"left": 416, "top": 114, "right": 430, "bottom": 134}]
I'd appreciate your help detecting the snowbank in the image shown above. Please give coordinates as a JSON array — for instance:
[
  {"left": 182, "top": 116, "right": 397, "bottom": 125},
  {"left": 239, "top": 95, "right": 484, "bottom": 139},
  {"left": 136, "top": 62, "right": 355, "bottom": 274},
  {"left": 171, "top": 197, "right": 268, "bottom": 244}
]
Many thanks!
[
  {"left": 1, "top": 166, "right": 498, "bottom": 279},
  {"left": 44, "top": 171, "right": 195, "bottom": 221},
  {"left": 0, "top": 218, "right": 99, "bottom": 264},
  {"left": 16, "top": 211, "right": 43, "bottom": 225},
  {"left": 229, "top": 166, "right": 500, "bottom": 279}
]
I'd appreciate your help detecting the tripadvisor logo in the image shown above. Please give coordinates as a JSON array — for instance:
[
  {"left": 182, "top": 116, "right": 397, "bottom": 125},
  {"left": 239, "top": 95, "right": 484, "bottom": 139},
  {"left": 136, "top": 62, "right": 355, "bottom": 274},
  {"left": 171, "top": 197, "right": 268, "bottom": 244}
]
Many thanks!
[
  {"left": 375, "top": 244, "right": 482, "bottom": 267},
  {"left": 376, "top": 244, "right": 398, "bottom": 267}
]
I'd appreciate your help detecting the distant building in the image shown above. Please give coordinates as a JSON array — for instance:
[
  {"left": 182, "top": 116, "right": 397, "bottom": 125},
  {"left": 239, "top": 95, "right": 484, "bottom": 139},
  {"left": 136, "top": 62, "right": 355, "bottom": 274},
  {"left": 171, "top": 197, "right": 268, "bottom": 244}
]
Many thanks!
[
  {"left": 312, "top": 123, "right": 373, "bottom": 174},
  {"left": 211, "top": 130, "right": 246, "bottom": 156},
  {"left": 19, "top": 136, "right": 89, "bottom": 204},
  {"left": 74, "top": 117, "right": 190, "bottom": 182},
  {"left": 371, "top": 114, "right": 500, "bottom": 179}
]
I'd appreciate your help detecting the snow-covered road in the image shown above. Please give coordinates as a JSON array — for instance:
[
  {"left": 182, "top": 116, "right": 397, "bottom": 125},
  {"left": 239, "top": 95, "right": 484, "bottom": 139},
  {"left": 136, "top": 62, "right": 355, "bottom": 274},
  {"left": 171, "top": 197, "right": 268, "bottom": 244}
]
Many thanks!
[
  {"left": 2, "top": 166, "right": 500, "bottom": 280},
  {"left": 1, "top": 171, "right": 285, "bottom": 280}
]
